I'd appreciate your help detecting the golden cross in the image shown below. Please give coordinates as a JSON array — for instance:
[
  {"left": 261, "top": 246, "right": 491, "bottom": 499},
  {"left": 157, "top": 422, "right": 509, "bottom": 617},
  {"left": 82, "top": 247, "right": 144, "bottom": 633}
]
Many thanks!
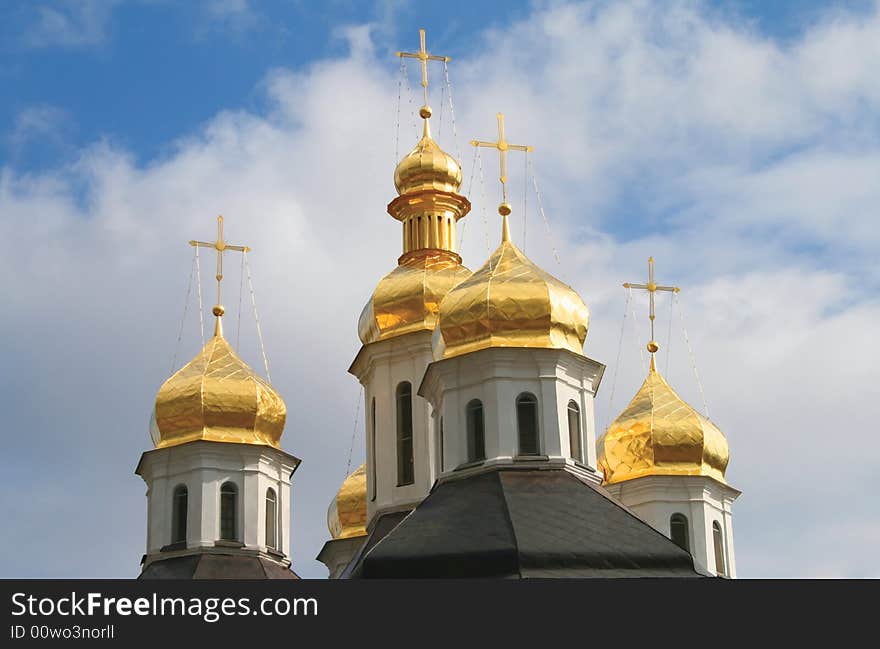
[
  {"left": 397, "top": 28, "right": 450, "bottom": 113},
  {"left": 623, "top": 257, "right": 679, "bottom": 355},
  {"left": 471, "top": 112, "right": 534, "bottom": 212},
  {"left": 189, "top": 215, "right": 251, "bottom": 310}
]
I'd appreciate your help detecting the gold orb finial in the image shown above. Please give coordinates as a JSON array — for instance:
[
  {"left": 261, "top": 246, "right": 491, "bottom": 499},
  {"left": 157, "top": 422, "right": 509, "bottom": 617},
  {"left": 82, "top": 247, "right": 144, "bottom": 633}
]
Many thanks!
[
  {"left": 498, "top": 202, "right": 512, "bottom": 216},
  {"left": 419, "top": 105, "right": 432, "bottom": 119},
  {"left": 647, "top": 340, "right": 659, "bottom": 353},
  {"left": 213, "top": 304, "right": 225, "bottom": 317}
]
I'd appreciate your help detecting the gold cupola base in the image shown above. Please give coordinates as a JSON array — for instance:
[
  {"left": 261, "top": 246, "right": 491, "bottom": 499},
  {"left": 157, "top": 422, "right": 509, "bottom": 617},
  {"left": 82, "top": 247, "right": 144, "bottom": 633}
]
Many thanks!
[
  {"left": 433, "top": 214, "right": 590, "bottom": 360},
  {"left": 597, "top": 359, "right": 729, "bottom": 486},
  {"left": 152, "top": 314, "right": 286, "bottom": 449}
]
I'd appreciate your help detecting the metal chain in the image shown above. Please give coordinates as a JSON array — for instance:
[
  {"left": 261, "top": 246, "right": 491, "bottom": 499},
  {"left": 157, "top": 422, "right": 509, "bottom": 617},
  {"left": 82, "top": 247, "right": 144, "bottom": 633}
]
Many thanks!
[
  {"left": 523, "top": 151, "right": 528, "bottom": 252},
  {"left": 236, "top": 251, "right": 244, "bottom": 351},
  {"left": 344, "top": 385, "right": 364, "bottom": 480},
  {"left": 194, "top": 246, "right": 205, "bottom": 346},
  {"left": 629, "top": 287, "right": 648, "bottom": 376},
  {"left": 437, "top": 73, "right": 445, "bottom": 140},
  {"left": 476, "top": 147, "right": 490, "bottom": 256},
  {"left": 527, "top": 157, "right": 561, "bottom": 265},
  {"left": 603, "top": 288, "right": 632, "bottom": 434},
  {"left": 674, "top": 292, "right": 710, "bottom": 418},
  {"left": 402, "top": 57, "right": 417, "bottom": 137},
  {"left": 459, "top": 146, "right": 480, "bottom": 250},
  {"left": 243, "top": 252, "right": 272, "bottom": 383},
  {"left": 171, "top": 250, "right": 198, "bottom": 374},
  {"left": 443, "top": 61, "right": 462, "bottom": 164},
  {"left": 395, "top": 57, "right": 405, "bottom": 161},
  {"left": 664, "top": 290, "right": 674, "bottom": 374}
]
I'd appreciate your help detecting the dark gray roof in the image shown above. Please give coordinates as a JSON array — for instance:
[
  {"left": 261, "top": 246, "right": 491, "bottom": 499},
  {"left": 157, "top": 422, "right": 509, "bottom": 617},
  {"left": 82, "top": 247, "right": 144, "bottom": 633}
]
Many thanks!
[
  {"left": 139, "top": 553, "right": 299, "bottom": 579},
  {"left": 350, "top": 467, "right": 702, "bottom": 578}
]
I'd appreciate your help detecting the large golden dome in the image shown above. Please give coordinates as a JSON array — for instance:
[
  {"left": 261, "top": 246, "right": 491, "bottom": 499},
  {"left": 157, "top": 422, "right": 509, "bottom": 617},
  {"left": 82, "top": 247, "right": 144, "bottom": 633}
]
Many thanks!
[
  {"left": 359, "top": 250, "right": 471, "bottom": 345},
  {"left": 433, "top": 217, "right": 589, "bottom": 360},
  {"left": 152, "top": 319, "right": 286, "bottom": 449},
  {"left": 597, "top": 360, "right": 729, "bottom": 485},
  {"left": 327, "top": 464, "right": 368, "bottom": 540},
  {"left": 394, "top": 122, "right": 462, "bottom": 195}
]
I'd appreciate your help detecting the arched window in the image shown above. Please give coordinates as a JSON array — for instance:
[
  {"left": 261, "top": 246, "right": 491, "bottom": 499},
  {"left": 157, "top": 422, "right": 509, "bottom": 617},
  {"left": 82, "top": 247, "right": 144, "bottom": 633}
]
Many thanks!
[
  {"left": 713, "top": 521, "right": 726, "bottom": 576},
  {"left": 439, "top": 416, "right": 445, "bottom": 472},
  {"left": 219, "top": 482, "right": 238, "bottom": 541},
  {"left": 370, "top": 397, "right": 377, "bottom": 502},
  {"left": 265, "top": 488, "right": 278, "bottom": 550},
  {"left": 171, "top": 485, "right": 187, "bottom": 544},
  {"left": 670, "top": 513, "right": 689, "bottom": 552},
  {"left": 396, "top": 382, "right": 414, "bottom": 486},
  {"left": 466, "top": 399, "right": 486, "bottom": 462},
  {"left": 516, "top": 393, "right": 540, "bottom": 456},
  {"left": 567, "top": 400, "right": 582, "bottom": 463}
]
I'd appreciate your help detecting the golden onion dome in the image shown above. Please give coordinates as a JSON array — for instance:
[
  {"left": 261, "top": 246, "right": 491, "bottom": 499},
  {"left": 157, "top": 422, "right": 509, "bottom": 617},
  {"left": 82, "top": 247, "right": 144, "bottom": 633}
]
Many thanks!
[
  {"left": 433, "top": 216, "right": 589, "bottom": 360},
  {"left": 597, "top": 359, "right": 729, "bottom": 485},
  {"left": 394, "top": 122, "right": 462, "bottom": 195},
  {"left": 359, "top": 249, "right": 471, "bottom": 345},
  {"left": 152, "top": 317, "right": 286, "bottom": 449},
  {"left": 327, "top": 464, "right": 368, "bottom": 540}
]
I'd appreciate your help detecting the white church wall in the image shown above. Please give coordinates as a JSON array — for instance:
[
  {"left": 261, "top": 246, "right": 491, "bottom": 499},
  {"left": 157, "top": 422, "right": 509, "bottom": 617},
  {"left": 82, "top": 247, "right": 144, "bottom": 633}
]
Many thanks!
[{"left": 605, "top": 475, "right": 739, "bottom": 577}]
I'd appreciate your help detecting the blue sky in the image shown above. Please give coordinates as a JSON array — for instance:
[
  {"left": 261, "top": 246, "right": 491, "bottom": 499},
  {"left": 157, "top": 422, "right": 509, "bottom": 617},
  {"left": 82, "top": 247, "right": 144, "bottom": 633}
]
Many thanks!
[
  {"left": 3, "top": 0, "right": 875, "bottom": 171},
  {"left": 1, "top": 0, "right": 879, "bottom": 579}
]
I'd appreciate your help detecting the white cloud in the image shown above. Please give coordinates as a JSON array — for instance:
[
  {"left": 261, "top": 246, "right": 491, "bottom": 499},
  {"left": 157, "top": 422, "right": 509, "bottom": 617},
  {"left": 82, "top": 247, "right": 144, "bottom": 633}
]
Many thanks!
[
  {"left": 23, "top": 0, "right": 120, "bottom": 49},
  {"left": 2, "top": 1, "right": 879, "bottom": 578}
]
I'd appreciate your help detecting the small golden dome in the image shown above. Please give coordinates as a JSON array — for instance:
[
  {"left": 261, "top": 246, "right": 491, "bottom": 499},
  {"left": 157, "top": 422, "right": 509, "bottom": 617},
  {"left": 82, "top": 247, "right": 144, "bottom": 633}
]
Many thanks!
[
  {"left": 327, "top": 464, "right": 367, "bottom": 540},
  {"left": 153, "top": 324, "right": 286, "bottom": 449},
  {"left": 359, "top": 249, "right": 471, "bottom": 345},
  {"left": 394, "top": 124, "right": 462, "bottom": 195},
  {"left": 597, "top": 363, "right": 729, "bottom": 485},
  {"left": 433, "top": 222, "right": 589, "bottom": 360}
]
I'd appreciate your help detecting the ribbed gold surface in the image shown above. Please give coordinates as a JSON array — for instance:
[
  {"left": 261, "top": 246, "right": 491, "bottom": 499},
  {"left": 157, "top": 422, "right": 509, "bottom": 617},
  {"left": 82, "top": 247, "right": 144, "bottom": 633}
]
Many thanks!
[
  {"left": 434, "top": 239, "right": 589, "bottom": 359},
  {"left": 154, "top": 330, "right": 286, "bottom": 449},
  {"left": 597, "top": 366, "right": 729, "bottom": 485},
  {"left": 327, "top": 464, "right": 368, "bottom": 540},
  {"left": 394, "top": 131, "right": 462, "bottom": 195},
  {"left": 359, "top": 249, "right": 471, "bottom": 345}
]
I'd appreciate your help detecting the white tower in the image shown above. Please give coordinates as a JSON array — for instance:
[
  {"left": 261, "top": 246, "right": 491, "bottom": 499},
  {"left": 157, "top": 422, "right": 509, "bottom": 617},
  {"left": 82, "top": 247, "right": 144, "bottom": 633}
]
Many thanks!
[
  {"left": 348, "top": 30, "right": 471, "bottom": 531},
  {"left": 419, "top": 114, "right": 604, "bottom": 487},
  {"left": 597, "top": 259, "right": 740, "bottom": 578},
  {"left": 137, "top": 218, "right": 301, "bottom": 579}
]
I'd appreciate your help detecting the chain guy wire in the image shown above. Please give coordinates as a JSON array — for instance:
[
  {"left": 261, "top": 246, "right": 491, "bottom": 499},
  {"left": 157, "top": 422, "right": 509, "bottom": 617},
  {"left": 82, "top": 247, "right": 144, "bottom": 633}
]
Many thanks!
[
  {"left": 194, "top": 245, "right": 205, "bottom": 346},
  {"left": 171, "top": 249, "right": 198, "bottom": 375},
  {"left": 401, "top": 56, "right": 417, "bottom": 138},
  {"left": 395, "top": 57, "right": 405, "bottom": 162},
  {"left": 459, "top": 146, "right": 480, "bottom": 250},
  {"left": 628, "top": 287, "right": 648, "bottom": 376},
  {"left": 344, "top": 385, "right": 365, "bottom": 480},
  {"left": 675, "top": 292, "right": 710, "bottom": 418},
  {"left": 528, "top": 157, "right": 561, "bottom": 265},
  {"left": 443, "top": 60, "right": 462, "bottom": 164},
  {"left": 437, "top": 72, "right": 445, "bottom": 140},
  {"left": 475, "top": 147, "right": 491, "bottom": 257},
  {"left": 243, "top": 252, "right": 272, "bottom": 383},
  {"left": 664, "top": 289, "right": 674, "bottom": 374},
  {"left": 523, "top": 150, "right": 528, "bottom": 252},
  {"left": 236, "top": 250, "right": 245, "bottom": 351},
  {"left": 603, "top": 288, "right": 632, "bottom": 435}
]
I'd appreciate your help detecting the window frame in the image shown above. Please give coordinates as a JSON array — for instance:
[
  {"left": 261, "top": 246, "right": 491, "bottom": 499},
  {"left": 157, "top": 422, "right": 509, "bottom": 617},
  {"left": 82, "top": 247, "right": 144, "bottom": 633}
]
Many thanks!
[
  {"left": 171, "top": 484, "right": 188, "bottom": 545},
  {"left": 712, "top": 521, "right": 726, "bottom": 576},
  {"left": 567, "top": 400, "right": 582, "bottom": 463},
  {"left": 516, "top": 392, "right": 540, "bottom": 456},
  {"left": 265, "top": 487, "right": 278, "bottom": 550},
  {"left": 466, "top": 399, "right": 486, "bottom": 463},
  {"left": 670, "top": 513, "right": 690, "bottom": 552},
  {"left": 219, "top": 481, "right": 238, "bottom": 542},
  {"left": 396, "top": 382, "right": 414, "bottom": 486}
]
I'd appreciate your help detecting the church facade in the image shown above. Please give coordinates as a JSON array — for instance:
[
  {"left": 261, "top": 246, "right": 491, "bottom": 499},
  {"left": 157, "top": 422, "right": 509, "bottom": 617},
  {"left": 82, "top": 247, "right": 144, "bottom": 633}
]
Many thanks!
[{"left": 136, "top": 30, "right": 739, "bottom": 580}]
